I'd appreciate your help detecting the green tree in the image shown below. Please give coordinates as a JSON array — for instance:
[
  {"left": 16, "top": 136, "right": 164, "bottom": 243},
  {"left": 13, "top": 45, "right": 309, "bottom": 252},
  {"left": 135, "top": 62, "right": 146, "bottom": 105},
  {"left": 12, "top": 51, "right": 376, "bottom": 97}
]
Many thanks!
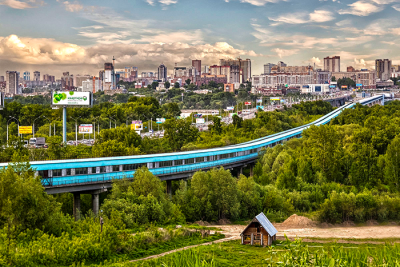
[
  {"left": 151, "top": 81, "right": 159, "bottom": 90},
  {"left": 174, "top": 82, "right": 180, "bottom": 88},
  {"left": 385, "top": 136, "right": 400, "bottom": 191},
  {"left": 232, "top": 114, "right": 243, "bottom": 129},
  {"left": 164, "top": 119, "right": 199, "bottom": 151},
  {"left": 165, "top": 81, "right": 171, "bottom": 89},
  {"left": 185, "top": 79, "right": 191, "bottom": 85}
]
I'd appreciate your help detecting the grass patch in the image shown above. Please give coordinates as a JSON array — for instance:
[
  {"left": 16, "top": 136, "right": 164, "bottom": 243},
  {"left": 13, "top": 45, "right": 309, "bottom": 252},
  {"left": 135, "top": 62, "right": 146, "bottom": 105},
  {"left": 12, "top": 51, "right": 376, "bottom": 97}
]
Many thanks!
[{"left": 111, "top": 238, "right": 400, "bottom": 267}]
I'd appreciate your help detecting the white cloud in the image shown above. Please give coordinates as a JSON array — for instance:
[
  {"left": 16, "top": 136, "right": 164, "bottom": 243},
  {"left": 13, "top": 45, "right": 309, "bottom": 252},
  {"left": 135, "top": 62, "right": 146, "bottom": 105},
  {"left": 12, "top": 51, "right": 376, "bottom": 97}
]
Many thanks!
[
  {"left": 0, "top": 34, "right": 263, "bottom": 76},
  {"left": 0, "top": 0, "right": 43, "bottom": 9},
  {"left": 145, "top": 0, "right": 177, "bottom": 6},
  {"left": 272, "top": 48, "right": 299, "bottom": 58},
  {"left": 393, "top": 4, "right": 400, "bottom": 10},
  {"left": 239, "top": 0, "right": 282, "bottom": 6},
  {"left": 305, "top": 57, "right": 323, "bottom": 67},
  {"left": 338, "top": 1, "right": 384, "bottom": 16},
  {"left": 61, "top": 1, "right": 83, "bottom": 12},
  {"left": 269, "top": 9, "right": 334, "bottom": 25}
]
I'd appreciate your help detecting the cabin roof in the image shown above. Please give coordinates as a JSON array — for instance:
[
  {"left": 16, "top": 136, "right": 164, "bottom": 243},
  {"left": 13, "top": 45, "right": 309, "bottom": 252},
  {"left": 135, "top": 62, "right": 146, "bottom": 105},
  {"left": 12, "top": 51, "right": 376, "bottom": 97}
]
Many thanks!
[{"left": 240, "top": 212, "right": 278, "bottom": 237}]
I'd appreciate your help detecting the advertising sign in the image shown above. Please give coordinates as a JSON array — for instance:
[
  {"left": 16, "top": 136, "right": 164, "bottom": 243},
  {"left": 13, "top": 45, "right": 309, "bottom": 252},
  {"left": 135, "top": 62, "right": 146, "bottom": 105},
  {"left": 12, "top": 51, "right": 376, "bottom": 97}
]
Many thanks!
[
  {"left": 196, "top": 118, "right": 205, "bottom": 124},
  {"left": 19, "top": 126, "right": 32, "bottom": 134},
  {"left": 227, "top": 106, "right": 234, "bottom": 111},
  {"left": 256, "top": 105, "right": 264, "bottom": 110},
  {"left": 329, "top": 85, "right": 336, "bottom": 88},
  {"left": 341, "top": 85, "right": 348, "bottom": 89},
  {"left": 356, "top": 84, "right": 363, "bottom": 87},
  {"left": 131, "top": 121, "right": 143, "bottom": 131},
  {"left": 52, "top": 91, "right": 91, "bottom": 106},
  {"left": 256, "top": 99, "right": 262, "bottom": 103},
  {"left": 245, "top": 102, "right": 251, "bottom": 106},
  {"left": 79, "top": 124, "right": 93, "bottom": 134},
  {"left": 270, "top": 97, "right": 281, "bottom": 101},
  {"left": 194, "top": 114, "right": 202, "bottom": 118},
  {"left": 156, "top": 118, "right": 166, "bottom": 124},
  {"left": 280, "top": 99, "right": 286, "bottom": 103}
]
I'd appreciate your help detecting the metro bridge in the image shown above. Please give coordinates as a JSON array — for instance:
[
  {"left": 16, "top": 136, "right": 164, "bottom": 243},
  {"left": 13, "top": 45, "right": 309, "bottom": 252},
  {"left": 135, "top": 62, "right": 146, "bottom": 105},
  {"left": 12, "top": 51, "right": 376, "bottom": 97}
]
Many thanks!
[{"left": 0, "top": 95, "right": 385, "bottom": 220}]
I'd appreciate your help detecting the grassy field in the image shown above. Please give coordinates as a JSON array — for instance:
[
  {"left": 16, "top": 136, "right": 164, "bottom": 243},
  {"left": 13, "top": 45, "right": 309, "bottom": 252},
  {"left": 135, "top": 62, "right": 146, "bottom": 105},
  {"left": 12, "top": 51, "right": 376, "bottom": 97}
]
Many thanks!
[{"left": 103, "top": 237, "right": 400, "bottom": 267}]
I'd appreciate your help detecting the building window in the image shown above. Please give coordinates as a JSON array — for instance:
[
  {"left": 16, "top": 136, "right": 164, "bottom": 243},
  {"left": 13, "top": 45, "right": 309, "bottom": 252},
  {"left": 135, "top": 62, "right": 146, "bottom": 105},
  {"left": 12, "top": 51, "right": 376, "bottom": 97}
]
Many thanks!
[
  {"left": 38, "top": 170, "right": 49, "bottom": 178},
  {"left": 175, "top": 160, "right": 183, "bottom": 166},
  {"left": 196, "top": 157, "right": 205, "bottom": 163},
  {"left": 123, "top": 164, "right": 145, "bottom": 171},
  {"left": 53, "top": 169, "right": 62, "bottom": 177},
  {"left": 186, "top": 158, "right": 195, "bottom": 164},
  {"left": 75, "top": 168, "right": 88, "bottom": 175},
  {"left": 112, "top": 165, "right": 120, "bottom": 172},
  {"left": 159, "top": 161, "right": 173, "bottom": 168}
]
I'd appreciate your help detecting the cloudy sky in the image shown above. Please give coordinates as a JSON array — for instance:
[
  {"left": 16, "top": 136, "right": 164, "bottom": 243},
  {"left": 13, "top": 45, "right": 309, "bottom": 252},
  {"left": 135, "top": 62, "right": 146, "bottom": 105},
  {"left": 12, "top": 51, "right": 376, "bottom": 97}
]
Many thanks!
[{"left": 0, "top": 0, "right": 399, "bottom": 77}]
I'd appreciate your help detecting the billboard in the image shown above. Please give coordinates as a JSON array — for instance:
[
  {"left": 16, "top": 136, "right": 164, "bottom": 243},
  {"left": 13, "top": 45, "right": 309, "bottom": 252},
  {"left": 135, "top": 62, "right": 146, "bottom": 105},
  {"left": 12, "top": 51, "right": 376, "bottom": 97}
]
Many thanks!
[
  {"left": 227, "top": 106, "right": 234, "bottom": 111},
  {"left": 19, "top": 126, "right": 32, "bottom": 134},
  {"left": 131, "top": 121, "right": 143, "bottom": 131},
  {"left": 256, "top": 105, "right": 264, "bottom": 110},
  {"left": 196, "top": 118, "right": 205, "bottom": 124},
  {"left": 79, "top": 124, "right": 93, "bottom": 134},
  {"left": 52, "top": 91, "right": 91, "bottom": 106},
  {"left": 270, "top": 97, "right": 280, "bottom": 101},
  {"left": 329, "top": 85, "right": 336, "bottom": 88},
  {"left": 341, "top": 85, "right": 348, "bottom": 89},
  {"left": 156, "top": 118, "right": 166, "bottom": 124},
  {"left": 256, "top": 99, "right": 262, "bottom": 103},
  {"left": 245, "top": 102, "right": 251, "bottom": 106},
  {"left": 356, "top": 84, "right": 363, "bottom": 87}
]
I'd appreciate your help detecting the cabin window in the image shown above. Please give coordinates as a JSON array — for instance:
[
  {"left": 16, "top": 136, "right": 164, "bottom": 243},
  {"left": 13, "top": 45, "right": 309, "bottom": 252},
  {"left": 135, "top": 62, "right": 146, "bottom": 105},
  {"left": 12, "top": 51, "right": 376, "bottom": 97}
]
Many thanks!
[
  {"left": 38, "top": 170, "right": 49, "bottom": 178},
  {"left": 207, "top": 156, "right": 213, "bottom": 161},
  {"left": 91, "top": 167, "right": 97, "bottom": 174},
  {"left": 53, "top": 169, "right": 62, "bottom": 177},
  {"left": 160, "top": 161, "right": 173, "bottom": 168},
  {"left": 75, "top": 168, "right": 88, "bottom": 175},
  {"left": 66, "top": 169, "right": 71, "bottom": 176},
  {"left": 186, "top": 158, "right": 195, "bottom": 164}
]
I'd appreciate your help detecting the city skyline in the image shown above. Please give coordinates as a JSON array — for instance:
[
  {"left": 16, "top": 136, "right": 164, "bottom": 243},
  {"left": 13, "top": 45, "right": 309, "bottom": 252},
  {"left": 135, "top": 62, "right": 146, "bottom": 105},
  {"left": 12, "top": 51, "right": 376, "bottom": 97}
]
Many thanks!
[{"left": 1, "top": 0, "right": 400, "bottom": 76}]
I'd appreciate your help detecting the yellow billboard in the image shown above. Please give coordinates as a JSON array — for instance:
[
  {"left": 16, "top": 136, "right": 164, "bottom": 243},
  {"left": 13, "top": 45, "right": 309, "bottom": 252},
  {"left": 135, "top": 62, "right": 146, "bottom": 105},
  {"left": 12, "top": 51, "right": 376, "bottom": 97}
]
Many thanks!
[{"left": 19, "top": 126, "right": 33, "bottom": 134}]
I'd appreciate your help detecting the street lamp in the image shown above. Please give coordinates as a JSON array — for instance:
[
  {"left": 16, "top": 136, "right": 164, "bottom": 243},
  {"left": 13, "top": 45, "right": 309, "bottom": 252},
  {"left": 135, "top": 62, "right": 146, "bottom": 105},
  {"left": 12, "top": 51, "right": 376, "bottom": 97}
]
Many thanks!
[
  {"left": 108, "top": 116, "right": 116, "bottom": 129},
  {"left": 33, "top": 115, "right": 51, "bottom": 138},
  {"left": 7, "top": 116, "right": 20, "bottom": 145}
]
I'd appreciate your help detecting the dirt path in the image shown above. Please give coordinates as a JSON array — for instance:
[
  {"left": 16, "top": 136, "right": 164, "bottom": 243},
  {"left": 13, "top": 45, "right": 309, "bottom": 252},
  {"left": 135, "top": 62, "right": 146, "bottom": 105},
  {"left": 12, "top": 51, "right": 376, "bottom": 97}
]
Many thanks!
[
  {"left": 209, "top": 224, "right": 400, "bottom": 240},
  {"left": 129, "top": 235, "right": 239, "bottom": 263}
]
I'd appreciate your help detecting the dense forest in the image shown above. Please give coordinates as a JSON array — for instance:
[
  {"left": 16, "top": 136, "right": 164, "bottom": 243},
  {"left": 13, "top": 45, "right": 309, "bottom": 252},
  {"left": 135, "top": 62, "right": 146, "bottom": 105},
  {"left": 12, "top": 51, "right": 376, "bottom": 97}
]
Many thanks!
[{"left": 0, "top": 98, "right": 331, "bottom": 161}]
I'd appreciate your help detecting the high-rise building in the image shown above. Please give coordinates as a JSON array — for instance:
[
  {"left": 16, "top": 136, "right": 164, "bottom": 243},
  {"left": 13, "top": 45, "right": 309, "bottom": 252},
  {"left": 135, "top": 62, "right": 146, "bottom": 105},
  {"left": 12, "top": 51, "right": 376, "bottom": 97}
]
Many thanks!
[
  {"left": 174, "top": 66, "right": 187, "bottom": 78},
  {"left": 264, "top": 63, "right": 276, "bottom": 74},
  {"left": 104, "top": 63, "right": 115, "bottom": 90},
  {"left": 23, "top": 71, "right": 30, "bottom": 81},
  {"left": 375, "top": 59, "right": 392, "bottom": 81},
  {"left": 98, "top": 70, "right": 104, "bottom": 91},
  {"left": 0, "top": 76, "right": 4, "bottom": 82},
  {"left": 219, "top": 58, "right": 251, "bottom": 82},
  {"left": 33, "top": 71, "right": 40, "bottom": 81},
  {"left": 43, "top": 74, "right": 55, "bottom": 82},
  {"left": 5, "top": 71, "right": 19, "bottom": 94},
  {"left": 61, "top": 72, "right": 74, "bottom": 90},
  {"left": 124, "top": 67, "right": 138, "bottom": 81},
  {"left": 158, "top": 63, "right": 167, "bottom": 82},
  {"left": 75, "top": 74, "right": 91, "bottom": 87},
  {"left": 277, "top": 61, "right": 287, "bottom": 67},
  {"left": 192, "top": 60, "right": 201, "bottom": 75},
  {"left": 324, "top": 56, "right": 340, "bottom": 72},
  {"left": 203, "top": 65, "right": 209, "bottom": 74}
]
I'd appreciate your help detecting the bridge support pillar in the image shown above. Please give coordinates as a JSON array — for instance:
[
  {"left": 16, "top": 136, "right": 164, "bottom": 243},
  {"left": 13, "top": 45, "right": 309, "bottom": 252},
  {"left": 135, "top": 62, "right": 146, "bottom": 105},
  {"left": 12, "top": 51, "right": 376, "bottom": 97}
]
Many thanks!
[
  {"left": 238, "top": 167, "right": 243, "bottom": 178},
  {"left": 249, "top": 165, "right": 254, "bottom": 177},
  {"left": 92, "top": 193, "right": 99, "bottom": 216},
  {"left": 73, "top": 193, "right": 81, "bottom": 221},
  {"left": 166, "top": 180, "right": 172, "bottom": 198}
]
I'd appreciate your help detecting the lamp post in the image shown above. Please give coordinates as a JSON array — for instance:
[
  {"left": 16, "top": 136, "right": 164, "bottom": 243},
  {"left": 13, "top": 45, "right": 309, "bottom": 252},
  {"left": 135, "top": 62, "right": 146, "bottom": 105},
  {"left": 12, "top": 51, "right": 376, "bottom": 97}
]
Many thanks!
[
  {"left": 108, "top": 116, "right": 116, "bottom": 129},
  {"left": 7, "top": 116, "right": 20, "bottom": 145},
  {"left": 33, "top": 115, "right": 51, "bottom": 138}
]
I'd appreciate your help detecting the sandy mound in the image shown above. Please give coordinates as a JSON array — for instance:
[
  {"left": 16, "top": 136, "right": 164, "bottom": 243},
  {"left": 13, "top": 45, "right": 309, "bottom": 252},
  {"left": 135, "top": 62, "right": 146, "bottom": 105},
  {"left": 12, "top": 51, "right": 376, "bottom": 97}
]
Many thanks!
[
  {"left": 281, "top": 214, "right": 317, "bottom": 228},
  {"left": 194, "top": 221, "right": 211, "bottom": 226}
]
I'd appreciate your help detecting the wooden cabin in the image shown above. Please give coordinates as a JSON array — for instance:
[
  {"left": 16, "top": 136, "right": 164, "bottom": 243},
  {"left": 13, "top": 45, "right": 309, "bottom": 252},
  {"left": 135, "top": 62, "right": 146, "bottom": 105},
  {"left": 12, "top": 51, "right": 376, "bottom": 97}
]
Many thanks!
[{"left": 240, "top": 212, "right": 277, "bottom": 246}]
